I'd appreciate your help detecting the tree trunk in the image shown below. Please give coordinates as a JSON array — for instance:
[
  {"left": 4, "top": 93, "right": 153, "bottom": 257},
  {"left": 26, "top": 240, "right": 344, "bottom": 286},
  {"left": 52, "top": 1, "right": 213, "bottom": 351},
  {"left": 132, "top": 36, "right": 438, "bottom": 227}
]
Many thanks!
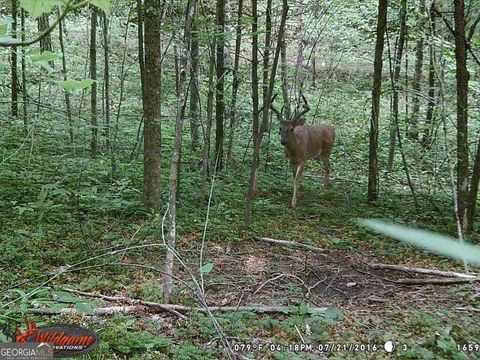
[
  {"left": 57, "top": 6, "right": 74, "bottom": 155},
  {"left": 201, "top": 41, "right": 216, "bottom": 202},
  {"left": 244, "top": 0, "right": 260, "bottom": 228},
  {"left": 367, "top": 0, "right": 388, "bottom": 201},
  {"left": 226, "top": 0, "right": 244, "bottom": 160},
  {"left": 11, "top": 0, "right": 18, "bottom": 118},
  {"left": 38, "top": 13, "right": 53, "bottom": 67},
  {"left": 215, "top": 0, "right": 226, "bottom": 170},
  {"left": 89, "top": 6, "right": 98, "bottom": 158},
  {"left": 143, "top": 0, "right": 162, "bottom": 210},
  {"left": 295, "top": 1, "right": 305, "bottom": 102},
  {"left": 387, "top": 0, "right": 407, "bottom": 171},
  {"left": 280, "top": 35, "right": 291, "bottom": 118},
  {"left": 408, "top": 1, "right": 426, "bottom": 140},
  {"left": 164, "top": 0, "right": 195, "bottom": 304},
  {"left": 137, "top": 0, "right": 146, "bottom": 105},
  {"left": 189, "top": 2, "right": 200, "bottom": 151},
  {"left": 454, "top": 0, "right": 469, "bottom": 234},
  {"left": 422, "top": 5, "right": 436, "bottom": 148},
  {"left": 244, "top": 0, "right": 288, "bottom": 228},
  {"left": 103, "top": 13, "right": 111, "bottom": 155},
  {"left": 21, "top": 8, "right": 27, "bottom": 127}
]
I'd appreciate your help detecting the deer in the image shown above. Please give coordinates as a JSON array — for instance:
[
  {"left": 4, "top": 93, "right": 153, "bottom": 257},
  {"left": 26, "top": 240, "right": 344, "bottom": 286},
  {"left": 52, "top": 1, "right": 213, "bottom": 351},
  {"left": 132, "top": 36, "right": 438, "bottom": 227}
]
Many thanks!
[{"left": 270, "top": 94, "right": 335, "bottom": 207}]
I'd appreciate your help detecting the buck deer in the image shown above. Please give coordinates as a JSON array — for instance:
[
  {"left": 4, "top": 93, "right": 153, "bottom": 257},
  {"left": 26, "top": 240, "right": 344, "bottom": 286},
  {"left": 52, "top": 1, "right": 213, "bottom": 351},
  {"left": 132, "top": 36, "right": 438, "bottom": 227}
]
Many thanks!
[{"left": 270, "top": 95, "right": 335, "bottom": 207}]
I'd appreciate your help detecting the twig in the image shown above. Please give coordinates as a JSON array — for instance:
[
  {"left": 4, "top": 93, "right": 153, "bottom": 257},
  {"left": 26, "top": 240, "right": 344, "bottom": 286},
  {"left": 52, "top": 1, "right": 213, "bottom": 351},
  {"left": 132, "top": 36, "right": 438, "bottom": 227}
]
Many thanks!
[
  {"left": 253, "top": 236, "right": 327, "bottom": 254},
  {"left": 370, "top": 263, "right": 479, "bottom": 279},
  {"left": 395, "top": 277, "right": 480, "bottom": 285},
  {"left": 62, "top": 288, "right": 188, "bottom": 320},
  {"left": 456, "top": 307, "right": 480, "bottom": 312}
]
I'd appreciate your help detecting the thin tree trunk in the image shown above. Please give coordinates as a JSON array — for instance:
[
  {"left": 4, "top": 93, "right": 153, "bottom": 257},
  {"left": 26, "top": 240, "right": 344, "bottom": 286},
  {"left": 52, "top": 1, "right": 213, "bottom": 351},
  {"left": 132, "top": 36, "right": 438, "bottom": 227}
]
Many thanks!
[
  {"left": 103, "top": 13, "right": 111, "bottom": 155},
  {"left": 11, "top": 0, "right": 18, "bottom": 118},
  {"left": 295, "top": 1, "right": 305, "bottom": 102},
  {"left": 387, "top": 0, "right": 407, "bottom": 171},
  {"left": 262, "top": 0, "right": 273, "bottom": 120},
  {"left": 57, "top": 6, "right": 75, "bottom": 155},
  {"left": 174, "top": 43, "right": 179, "bottom": 97},
  {"left": 38, "top": 13, "right": 53, "bottom": 54},
  {"left": 368, "top": 0, "right": 388, "bottom": 201},
  {"left": 215, "top": 0, "right": 226, "bottom": 170},
  {"left": 280, "top": 35, "right": 291, "bottom": 118},
  {"left": 312, "top": 47, "right": 316, "bottom": 89},
  {"left": 245, "top": 0, "right": 288, "bottom": 228},
  {"left": 143, "top": 0, "right": 162, "bottom": 210},
  {"left": 408, "top": 1, "right": 426, "bottom": 140},
  {"left": 164, "top": 0, "right": 195, "bottom": 304},
  {"left": 201, "top": 41, "right": 216, "bottom": 202},
  {"left": 189, "top": 2, "right": 200, "bottom": 151},
  {"left": 244, "top": 0, "right": 260, "bottom": 228},
  {"left": 89, "top": 6, "right": 98, "bottom": 158},
  {"left": 226, "top": 0, "right": 244, "bottom": 160},
  {"left": 422, "top": 4, "right": 436, "bottom": 148},
  {"left": 137, "top": 0, "right": 146, "bottom": 106},
  {"left": 454, "top": 0, "right": 469, "bottom": 235},
  {"left": 21, "top": 8, "right": 27, "bottom": 127}
]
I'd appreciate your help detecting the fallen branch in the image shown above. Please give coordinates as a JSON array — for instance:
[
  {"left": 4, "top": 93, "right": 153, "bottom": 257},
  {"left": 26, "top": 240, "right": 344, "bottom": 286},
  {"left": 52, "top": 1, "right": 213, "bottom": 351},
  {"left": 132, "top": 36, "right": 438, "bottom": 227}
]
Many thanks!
[
  {"left": 27, "top": 305, "right": 143, "bottom": 316},
  {"left": 61, "top": 289, "right": 327, "bottom": 315},
  {"left": 370, "top": 263, "right": 479, "bottom": 279},
  {"left": 253, "top": 236, "right": 327, "bottom": 254},
  {"left": 456, "top": 307, "right": 480, "bottom": 312},
  {"left": 395, "top": 277, "right": 480, "bottom": 285}
]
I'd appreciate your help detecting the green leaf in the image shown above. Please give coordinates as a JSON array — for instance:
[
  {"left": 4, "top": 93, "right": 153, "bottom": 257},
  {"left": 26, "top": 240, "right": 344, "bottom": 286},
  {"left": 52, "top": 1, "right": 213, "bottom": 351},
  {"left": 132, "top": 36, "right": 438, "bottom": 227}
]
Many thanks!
[
  {"left": 29, "top": 51, "right": 61, "bottom": 63},
  {"left": 55, "top": 78, "right": 94, "bottom": 90},
  {"left": 358, "top": 219, "right": 480, "bottom": 265},
  {"left": 19, "top": 0, "right": 62, "bottom": 19},
  {"left": 200, "top": 263, "right": 214, "bottom": 274},
  {"left": 74, "top": 302, "right": 95, "bottom": 315},
  {"left": 90, "top": 0, "right": 111, "bottom": 16}
]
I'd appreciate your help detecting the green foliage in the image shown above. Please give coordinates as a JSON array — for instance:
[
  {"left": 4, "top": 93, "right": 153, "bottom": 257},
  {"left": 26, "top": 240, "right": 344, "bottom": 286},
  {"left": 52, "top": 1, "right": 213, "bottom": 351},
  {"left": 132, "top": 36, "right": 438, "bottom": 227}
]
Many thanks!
[
  {"left": 55, "top": 78, "right": 95, "bottom": 90},
  {"left": 359, "top": 219, "right": 480, "bottom": 265}
]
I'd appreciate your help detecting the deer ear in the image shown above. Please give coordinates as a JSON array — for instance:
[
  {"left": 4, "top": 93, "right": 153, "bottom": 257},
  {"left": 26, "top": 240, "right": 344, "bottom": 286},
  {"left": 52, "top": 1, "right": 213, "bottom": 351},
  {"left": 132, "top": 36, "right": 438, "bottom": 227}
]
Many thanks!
[{"left": 296, "top": 116, "right": 307, "bottom": 126}]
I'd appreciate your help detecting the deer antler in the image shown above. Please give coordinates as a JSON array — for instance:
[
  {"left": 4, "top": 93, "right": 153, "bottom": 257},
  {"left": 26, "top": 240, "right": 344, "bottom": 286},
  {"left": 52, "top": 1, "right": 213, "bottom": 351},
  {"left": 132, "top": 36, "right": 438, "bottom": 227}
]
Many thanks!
[
  {"left": 292, "top": 94, "right": 310, "bottom": 125},
  {"left": 270, "top": 93, "right": 284, "bottom": 123}
]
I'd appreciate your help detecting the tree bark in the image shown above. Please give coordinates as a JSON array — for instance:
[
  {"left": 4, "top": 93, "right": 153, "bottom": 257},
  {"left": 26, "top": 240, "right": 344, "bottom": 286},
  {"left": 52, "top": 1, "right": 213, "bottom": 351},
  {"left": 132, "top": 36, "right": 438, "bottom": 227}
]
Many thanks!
[
  {"left": 244, "top": 0, "right": 288, "bottom": 228},
  {"left": 453, "top": 0, "right": 469, "bottom": 234},
  {"left": 20, "top": 8, "right": 27, "bottom": 127},
  {"left": 244, "top": 0, "right": 260, "bottom": 228},
  {"left": 164, "top": 0, "right": 195, "bottom": 304},
  {"left": 215, "top": 0, "right": 226, "bottom": 170},
  {"left": 422, "top": 5, "right": 436, "bottom": 148},
  {"left": 226, "top": 0, "right": 244, "bottom": 160},
  {"left": 89, "top": 6, "right": 98, "bottom": 158},
  {"left": 367, "top": 0, "right": 388, "bottom": 201},
  {"left": 11, "top": 0, "right": 18, "bottom": 118},
  {"left": 137, "top": 0, "right": 146, "bottom": 105},
  {"left": 387, "top": 0, "right": 407, "bottom": 171},
  {"left": 201, "top": 41, "right": 216, "bottom": 202},
  {"left": 189, "top": 2, "right": 200, "bottom": 151},
  {"left": 143, "top": 0, "right": 162, "bottom": 210},
  {"left": 280, "top": 35, "right": 291, "bottom": 119},
  {"left": 38, "top": 13, "right": 53, "bottom": 54},
  {"left": 103, "top": 13, "right": 111, "bottom": 155},
  {"left": 295, "top": 1, "right": 305, "bottom": 102},
  {"left": 57, "top": 6, "right": 74, "bottom": 155},
  {"left": 407, "top": 1, "right": 426, "bottom": 140}
]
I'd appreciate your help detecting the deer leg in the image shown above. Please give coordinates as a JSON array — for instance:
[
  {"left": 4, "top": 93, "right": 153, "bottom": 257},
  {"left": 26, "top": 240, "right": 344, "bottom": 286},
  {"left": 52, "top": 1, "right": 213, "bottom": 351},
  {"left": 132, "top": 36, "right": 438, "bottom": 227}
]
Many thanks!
[
  {"left": 322, "top": 156, "right": 331, "bottom": 188},
  {"left": 292, "top": 161, "right": 305, "bottom": 207}
]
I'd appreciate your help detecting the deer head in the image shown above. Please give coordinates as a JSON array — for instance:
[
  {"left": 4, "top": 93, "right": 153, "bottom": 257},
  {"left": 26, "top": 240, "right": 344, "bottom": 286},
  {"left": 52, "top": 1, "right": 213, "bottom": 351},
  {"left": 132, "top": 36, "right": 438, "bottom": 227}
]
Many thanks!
[{"left": 271, "top": 94, "right": 310, "bottom": 146}]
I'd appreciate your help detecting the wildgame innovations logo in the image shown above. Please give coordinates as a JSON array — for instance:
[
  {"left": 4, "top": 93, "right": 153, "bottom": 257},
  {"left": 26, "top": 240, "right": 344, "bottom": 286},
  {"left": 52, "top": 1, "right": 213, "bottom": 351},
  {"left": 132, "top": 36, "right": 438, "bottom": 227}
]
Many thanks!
[{"left": 5, "top": 319, "right": 99, "bottom": 358}]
